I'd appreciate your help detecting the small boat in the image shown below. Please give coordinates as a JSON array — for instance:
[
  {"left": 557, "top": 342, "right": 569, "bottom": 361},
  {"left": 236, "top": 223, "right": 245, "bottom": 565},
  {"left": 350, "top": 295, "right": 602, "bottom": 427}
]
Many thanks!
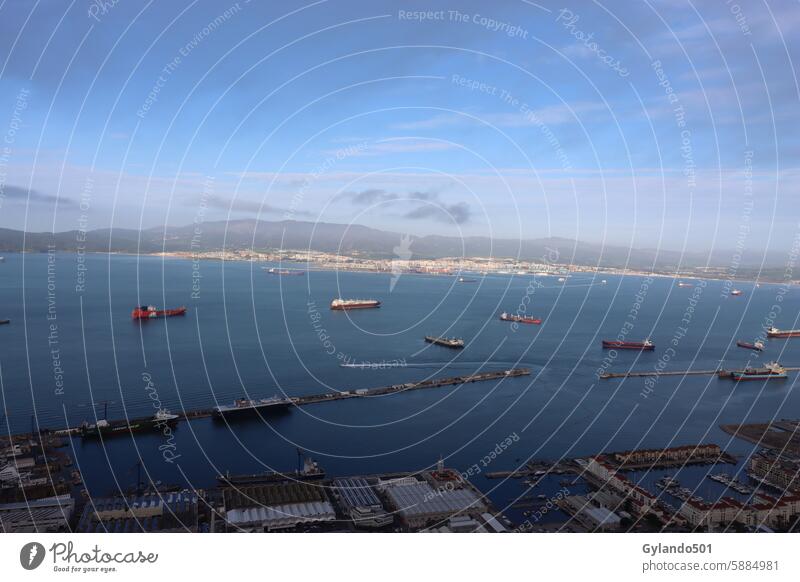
[
  {"left": 602, "top": 339, "right": 654, "bottom": 350},
  {"left": 457, "top": 277, "right": 477, "bottom": 283},
  {"left": 0, "top": 319, "right": 9, "bottom": 325},
  {"left": 499, "top": 312, "right": 542, "bottom": 325},
  {"left": 264, "top": 267, "right": 305, "bottom": 276},
  {"left": 677, "top": 281, "right": 694, "bottom": 288},
  {"left": 557, "top": 277, "right": 566, "bottom": 283},
  {"left": 601, "top": 280, "right": 607, "bottom": 284},
  {"left": 730, "top": 289, "right": 743, "bottom": 296},
  {"left": 766, "top": 326, "right": 800, "bottom": 338},
  {"left": 736, "top": 340, "right": 764, "bottom": 351},
  {"left": 424, "top": 336, "right": 465, "bottom": 349},
  {"left": 131, "top": 305, "right": 187, "bottom": 320}
]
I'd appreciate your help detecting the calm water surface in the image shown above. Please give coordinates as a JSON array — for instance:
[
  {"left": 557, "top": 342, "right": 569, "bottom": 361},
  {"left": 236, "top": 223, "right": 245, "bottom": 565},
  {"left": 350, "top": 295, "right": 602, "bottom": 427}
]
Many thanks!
[{"left": 1, "top": 252, "right": 799, "bottom": 517}]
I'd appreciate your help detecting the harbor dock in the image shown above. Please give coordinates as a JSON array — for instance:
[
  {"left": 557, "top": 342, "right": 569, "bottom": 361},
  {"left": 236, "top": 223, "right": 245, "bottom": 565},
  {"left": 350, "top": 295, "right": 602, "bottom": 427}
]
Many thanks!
[
  {"left": 48, "top": 368, "right": 530, "bottom": 438},
  {"left": 600, "top": 366, "right": 800, "bottom": 379}
]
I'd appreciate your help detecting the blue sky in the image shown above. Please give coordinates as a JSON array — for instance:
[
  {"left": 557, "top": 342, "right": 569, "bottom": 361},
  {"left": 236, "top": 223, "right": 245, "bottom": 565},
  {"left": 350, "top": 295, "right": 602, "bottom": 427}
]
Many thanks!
[{"left": 0, "top": 0, "right": 798, "bottom": 253}]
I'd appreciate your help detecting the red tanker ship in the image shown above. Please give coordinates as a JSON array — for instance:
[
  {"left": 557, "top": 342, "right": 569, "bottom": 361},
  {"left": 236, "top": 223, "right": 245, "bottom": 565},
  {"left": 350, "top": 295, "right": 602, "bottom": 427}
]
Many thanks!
[
  {"left": 766, "top": 326, "right": 800, "bottom": 338},
  {"left": 499, "top": 312, "right": 542, "bottom": 325},
  {"left": 131, "top": 305, "right": 187, "bottom": 320},
  {"left": 602, "top": 339, "right": 654, "bottom": 351}
]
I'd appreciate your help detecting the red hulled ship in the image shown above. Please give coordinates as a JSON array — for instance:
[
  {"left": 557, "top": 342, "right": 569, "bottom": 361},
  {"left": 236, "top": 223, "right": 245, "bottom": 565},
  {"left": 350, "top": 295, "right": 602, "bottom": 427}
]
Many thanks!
[
  {"left": 499, "top": 312, "right": 542, "bottom": 325},
  {"left": 602, "top": 339, "right": 654, "bottom": 350},
  {"left": 131, "top": 305, "right": 187, "bottom": 320},
  {"left": 766, "top": 326, "right": 800, "bottom": 338}
]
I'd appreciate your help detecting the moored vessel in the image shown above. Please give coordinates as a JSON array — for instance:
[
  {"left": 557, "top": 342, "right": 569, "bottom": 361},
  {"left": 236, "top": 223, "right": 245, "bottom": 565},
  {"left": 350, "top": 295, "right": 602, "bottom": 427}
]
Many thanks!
[
  {"left": 80, "top": 409, "right": 179, "bottom": 438},
  {"left": 217, "top": 457, "right": 324, "bottom": 484},
  {"left": 424, "top": 336, "right": 465, "bottom": 349},
  {"left": 330, "top": 298, "right": 381, "bottom": 310},
  {"left": 602, "top": 339, "right": 654, "bottom": 350},
  {"left": 721, "top": 361, "right": 787, "bottom": 381},
  {"left": 213, "top": 395, "right": 295, "bottom": 417},
  {"left": 766, "top": 326, "right": 800, "bottom": 338},
  {"left": 131, "top": 305, "right": 187, "bottom": 320},
  {"left": 499, "top": 312, "right": 542, "bottom": 325}
]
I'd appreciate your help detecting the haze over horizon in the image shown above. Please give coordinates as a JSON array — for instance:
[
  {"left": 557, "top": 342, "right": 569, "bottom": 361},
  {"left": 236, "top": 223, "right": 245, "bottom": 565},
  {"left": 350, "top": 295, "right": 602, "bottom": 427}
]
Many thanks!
[{"left": 1, "top": 1, "right": 798, "bottom": 256}]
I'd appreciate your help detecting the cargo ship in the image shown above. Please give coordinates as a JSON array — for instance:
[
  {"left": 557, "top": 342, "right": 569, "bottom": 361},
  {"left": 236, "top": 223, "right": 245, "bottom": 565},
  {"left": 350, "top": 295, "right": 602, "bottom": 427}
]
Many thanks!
[
  {"left": 217, "top": 457, "right": 324, "bottom": 485},
  {"left": 213, "top": 395, "right": 296, "bottom": 417},
  {"left": 264, "top": 267, "right": 305, "bottom": 276},
  {"left": 602, "top": 339, "right": 654, "bottom": 350},
  {"left": 730, "top": 289, "right": 743, "bottom": 296},
  {"left": 80, "top": 409, "right": 179, "bottom": 438},
  {"left": 424, "top": 336, "right": 465, "bottom": 349},
  {"left": 766, "top": 326, "right": 800, "bottom": 338},
  {"left": 736, "top": 340, "right": 764, "bottom": 351},
  {"left": 720, "top": 361, "right": 787, "bottom": 381},
  {"left": 131, "top": 305, "right": 187, "bottom": 320},
  {"left": 500, "top": 312, "right": 542, "bottom": 325},
  {"left": 330, "top": 298, "right": 381, "bottom": 310}
]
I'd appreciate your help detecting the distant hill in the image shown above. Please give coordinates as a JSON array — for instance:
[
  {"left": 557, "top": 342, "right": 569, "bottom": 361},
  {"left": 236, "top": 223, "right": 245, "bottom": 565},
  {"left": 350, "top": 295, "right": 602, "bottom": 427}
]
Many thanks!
[{"left": 0, "top": 219, "right": 782, "bottom": 272}]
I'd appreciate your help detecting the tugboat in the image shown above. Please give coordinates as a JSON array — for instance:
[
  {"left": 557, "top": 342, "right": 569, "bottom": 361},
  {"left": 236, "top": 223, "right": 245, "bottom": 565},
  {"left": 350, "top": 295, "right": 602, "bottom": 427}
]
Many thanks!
[
  {"left": 330, "top": 298, "right": 381, "bottom": 310},
  {"left": 736, "top": 339, "right": 765, "bottom": 351},
  {"left": 500, "top": 312, "right": 542, "bottom": 325},
  {"left": 424, "top": 336, "right": 465, "bottom": 349},
  {"left": 766, "top": 326, "right": 800, "bottom": 338},
  {"left": 601, "top": 339, "right": 654, "bottom": 351},
  {"left": 131, "top": 305, "right": 187, "bottom": 320}
]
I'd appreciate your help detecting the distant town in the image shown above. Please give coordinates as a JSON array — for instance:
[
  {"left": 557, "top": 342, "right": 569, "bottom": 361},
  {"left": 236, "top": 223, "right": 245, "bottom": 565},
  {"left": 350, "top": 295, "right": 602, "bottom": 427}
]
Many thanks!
[{"left": 156, "top": 247, "right": 798, "bottom": 285}]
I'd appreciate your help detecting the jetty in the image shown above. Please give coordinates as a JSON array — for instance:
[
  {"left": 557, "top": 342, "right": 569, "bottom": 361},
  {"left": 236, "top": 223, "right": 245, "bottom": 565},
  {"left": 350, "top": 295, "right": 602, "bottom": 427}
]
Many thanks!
[
  {"left": 46, "top": 368, "right": 530, "bottom": 438},
  {"left": 600, "top": 366, "right": 800, "bottom": 379}
]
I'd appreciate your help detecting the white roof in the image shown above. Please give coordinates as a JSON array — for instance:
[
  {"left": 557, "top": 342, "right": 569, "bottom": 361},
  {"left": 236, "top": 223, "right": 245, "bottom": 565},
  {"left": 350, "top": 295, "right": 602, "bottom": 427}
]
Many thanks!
[
  {"left": 226, "top": 501, "right": 336, "bottom": 528},
  {"left": 385, "top": 482, "right": 483, "bottom": 517}
]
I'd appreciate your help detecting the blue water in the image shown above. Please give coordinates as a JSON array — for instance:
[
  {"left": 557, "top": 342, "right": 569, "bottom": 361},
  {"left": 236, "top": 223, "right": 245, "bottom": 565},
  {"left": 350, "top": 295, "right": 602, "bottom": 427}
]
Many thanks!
[{"left": 1, "top": 252, "right": 799, "bottom": 519}]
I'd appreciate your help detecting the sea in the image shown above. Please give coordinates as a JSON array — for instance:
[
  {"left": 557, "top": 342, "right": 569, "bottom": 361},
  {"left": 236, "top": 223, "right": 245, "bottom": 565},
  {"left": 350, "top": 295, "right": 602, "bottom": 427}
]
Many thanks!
[{"left": 1, "top": 251, "right": 799, "bottom": 523}]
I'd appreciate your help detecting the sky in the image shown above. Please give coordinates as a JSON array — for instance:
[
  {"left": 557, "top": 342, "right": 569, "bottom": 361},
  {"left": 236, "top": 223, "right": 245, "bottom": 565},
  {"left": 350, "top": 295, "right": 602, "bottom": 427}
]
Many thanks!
[{"left": 0, "top": 0, "right": 798, "bottom": 255}]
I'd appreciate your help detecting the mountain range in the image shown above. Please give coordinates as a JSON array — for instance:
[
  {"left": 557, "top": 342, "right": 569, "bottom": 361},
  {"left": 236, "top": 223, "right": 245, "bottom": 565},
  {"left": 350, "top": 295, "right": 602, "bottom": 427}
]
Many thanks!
[{"left": 0, "top": 219, "right": 783, "bottom": 272}]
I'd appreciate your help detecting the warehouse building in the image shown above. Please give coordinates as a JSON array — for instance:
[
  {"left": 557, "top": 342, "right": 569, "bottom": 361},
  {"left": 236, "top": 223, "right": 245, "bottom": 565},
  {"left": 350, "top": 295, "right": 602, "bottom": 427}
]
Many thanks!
[
  {"left": 332, "top": 477, "right": 392, "bottom": 528},
  {"left": 381, "top": 479, "right": 486, "bottom": 529}
]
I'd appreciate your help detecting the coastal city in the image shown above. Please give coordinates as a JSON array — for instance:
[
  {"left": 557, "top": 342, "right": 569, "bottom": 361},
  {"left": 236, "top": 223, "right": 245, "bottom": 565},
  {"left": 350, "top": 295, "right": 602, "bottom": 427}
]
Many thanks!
[
  {"left": 3, "top": 2, "right": 800, "bottom": 579},
  {"left": 160, "top": 247, "right": 793, "bottom": 285}
]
